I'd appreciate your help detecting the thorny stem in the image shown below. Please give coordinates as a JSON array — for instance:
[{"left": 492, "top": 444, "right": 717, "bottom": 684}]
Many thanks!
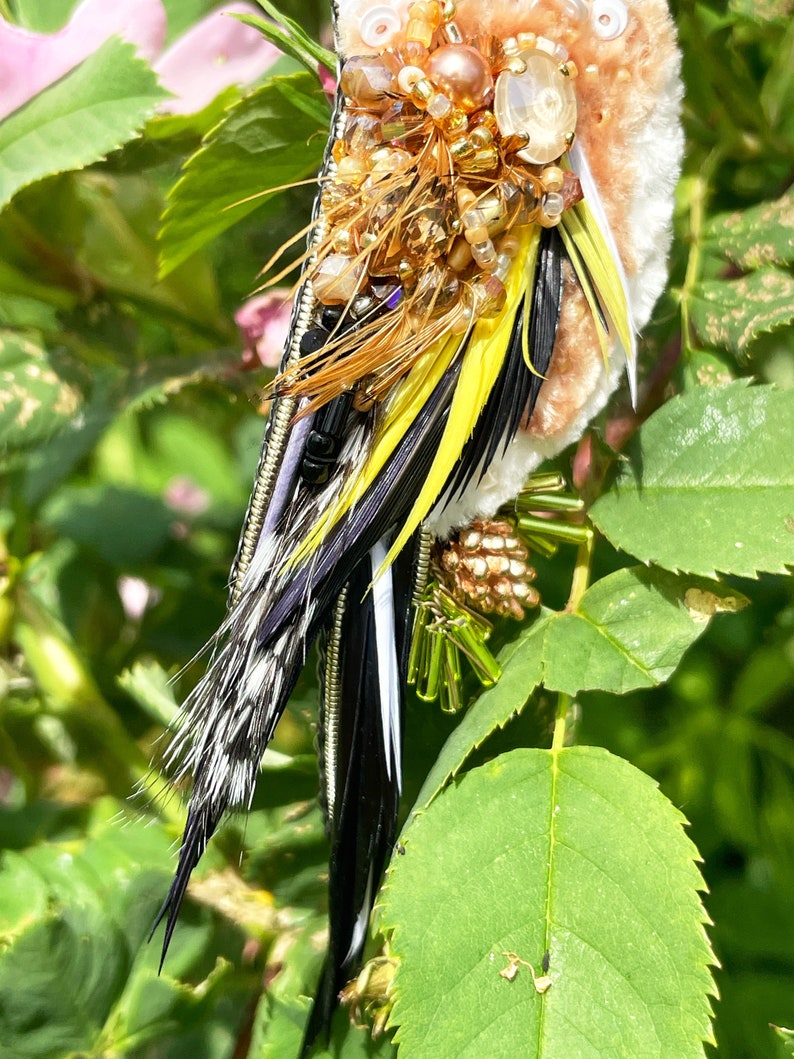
[{"left": 551, "top": 529, "right": 595, "bottom": 752}]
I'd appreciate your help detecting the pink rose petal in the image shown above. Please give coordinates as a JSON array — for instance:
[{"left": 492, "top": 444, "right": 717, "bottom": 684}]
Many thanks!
[
  {"left": 154, "top": 3, "right": 280, "bottom": 115},
  {"left": 0, "top": 0, "right": 167, "bottom": 121},
  {"left": 235, "top": 289, "right": 293, "bottom": 369}
]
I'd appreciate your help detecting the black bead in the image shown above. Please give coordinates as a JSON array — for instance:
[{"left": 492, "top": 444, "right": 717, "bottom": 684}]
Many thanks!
[
  {"left": 306, "top": 431, "right": 338, "bottom": 459},
  {"left": 321, "top": 306, "right": 344, "bottom": 331},
  {"left": 301, "top": 457, "right": 331, "bottom": 486},
  {"left": 299, "top": 327, "right": 329, "bottom": 356}
]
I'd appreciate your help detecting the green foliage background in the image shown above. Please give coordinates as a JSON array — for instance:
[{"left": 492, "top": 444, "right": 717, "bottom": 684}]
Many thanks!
[{"left": 0, "top": 0, "right": 793, "bottom": 1056}]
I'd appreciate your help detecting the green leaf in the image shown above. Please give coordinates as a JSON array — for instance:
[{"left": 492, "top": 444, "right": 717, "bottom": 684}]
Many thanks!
[
  {"left": 414, "top": 617, "right": 548, "bottom": 808},
  {"left": 541, "top": 567, "right": 748, "bottom": 696},
  {"left": 704, "top": 187, "right": 794, "bottom": 269},
  {"left": 10, "top": 0, "right": 76, "bottom": 31},
  {"left": 234, "top": 6, "right": 337, "bottom": 74},
  {"left": 774, "top": 1026, "right": 794, "bottom": 1055},
  {"left": 41, "top": 484, "right": 174, "bottom": 565},
  {"left": 0, "top": 332, "right": 83, "bottom": 452},
  {"left": 382, "top": 746, "right": 716, "bottom": 1058},
  {"left": 118, "top": 660, "right": 180, "bottom": 727},
  {"left": 0, "top": 37, "right": 167, "bottom": 211},
  {"left": 690, "top": 269, "right": 794, "bottom": 356},
  {"left": 158, "top": 72, "right": 327, "bottom": 275},
  {"left": 589, "top": 382, "right": 794, "bottom": 577}
]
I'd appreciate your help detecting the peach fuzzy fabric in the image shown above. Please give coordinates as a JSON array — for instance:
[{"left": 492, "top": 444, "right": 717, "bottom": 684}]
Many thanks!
[{"left": 335, "top": 0, "right": 683, "bottom": 534}]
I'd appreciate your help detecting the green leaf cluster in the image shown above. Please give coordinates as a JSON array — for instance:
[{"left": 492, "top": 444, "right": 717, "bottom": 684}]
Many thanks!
[{"left": 0, "top": 1, "right": 792, "bottom": 1058}]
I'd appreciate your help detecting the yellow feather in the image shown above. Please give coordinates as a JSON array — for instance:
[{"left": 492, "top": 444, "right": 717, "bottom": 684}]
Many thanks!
[
  {"left": 560, "top": 198, "right": 633, "bottom": 359},
  {"left": 285, "top": 333, "right": 459, "bottom": 569},
  {"left": 379, "top": 226, "right": 538, "bottom": 572}
]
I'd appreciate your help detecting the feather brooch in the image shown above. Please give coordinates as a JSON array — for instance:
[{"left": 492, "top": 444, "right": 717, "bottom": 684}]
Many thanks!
[{"left": 154, "top": 0, "right": 683, "bottom": 1050}]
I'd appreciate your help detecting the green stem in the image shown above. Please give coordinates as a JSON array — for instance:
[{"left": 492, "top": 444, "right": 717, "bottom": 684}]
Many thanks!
[
  {"left": 678, "top": 149, "right": 722, "bottom": 354},
  {"left": 551, "top": 530, "right": 595, "bottom": 752}
]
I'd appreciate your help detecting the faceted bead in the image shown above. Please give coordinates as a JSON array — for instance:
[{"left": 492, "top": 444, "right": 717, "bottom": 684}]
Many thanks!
[
  {"left": 477, "top": 274, "right": 506, "bottom": 315},
  {"left": 494, "top": 49, "right": 578, "bottom": 165},
  {"left": 313, "top": 254, "right": 366, "bottom": 304},
  {"left": 340, "top": 55, "right": 397, "bottom": 112},
  {"left": 380, "top": 100, "right": 426, "bottom": 142},
  {"left": 427, "top": 44, "right": 494, "bottom": 112},
  {"left": 405, "top": 202, "right": 453, "bottom": 260},
  {"left": 344, "top": 111, "right": 382, "bottom": 155},
  {"left": 321, "top": 181, "right": 360, "bottom": 221},
  {"left": 413, "top": 265, "right": 460, "bottom": 314}
]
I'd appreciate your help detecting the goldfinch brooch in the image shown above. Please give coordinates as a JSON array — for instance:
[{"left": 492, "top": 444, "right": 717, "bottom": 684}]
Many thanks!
[{"left": 155, "top": 0, "right": 683, "bottom": 1049}]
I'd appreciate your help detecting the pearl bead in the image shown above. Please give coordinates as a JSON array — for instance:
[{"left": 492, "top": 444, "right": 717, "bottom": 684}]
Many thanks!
[{"left": 427, "top": 45, "right": 494, "bottom": 112}]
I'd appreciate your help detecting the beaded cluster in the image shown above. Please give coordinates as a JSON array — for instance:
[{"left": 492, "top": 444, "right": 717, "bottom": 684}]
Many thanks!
[{"left": 282, "top": 0, "right": 590, "bottom": 412}]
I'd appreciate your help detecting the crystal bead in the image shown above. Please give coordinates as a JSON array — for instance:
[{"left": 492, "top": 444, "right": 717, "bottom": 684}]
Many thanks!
[
  {"left": 413, "top": 264, "right": 460, "bottom": 315},
  {"left": 405, "top": 201, "right": 453, "bottom": 258},
  {"left": 340, "top": 55, "right": 397, "bottom": 112},
  {"left": 494, "top": 49, "right": 578, "bottom": 165},
  {"left": 344, "top": 112, "right": 382, "bottom": 155},
  {"left": 380, "top": 100, "right": 426, "bottom": 142},
  {"left": 313, "top": 254, "right": 366, "bottom": 304}
]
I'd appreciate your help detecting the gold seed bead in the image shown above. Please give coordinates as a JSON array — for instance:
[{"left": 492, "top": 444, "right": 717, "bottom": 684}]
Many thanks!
[
  {"left": 411, "top": 77, "right": 435, "bottom": 105},
  {"left": 464, "top": 223, "right": 489, "bottom": 245},
  {"left": 502, "top": 36, "right": 519, "bottom": 55},
  {"left": 360, "top": 231, "right": 377, "bottom": 248},
  {"left": 332, "top": 228, "right": 355, "bottom": 254},
  {"left": 450, "top": 137, "right": 475, "bottom": 162},
  {"left": 441, "top": 0, "right": 456, "bottom": 20},
  {"left": 559, "top": 60, "right": 578, "bottom": 78},
  {"left": 470, "top": 110, "right": 498, "bottom": 133},
  {"left": 460, "top": 146, "right": 499, "bottom": 173},
  {"left": 406, "top": 17, "right": 434, "bottom": 46},
  {"left": 504, "top": 56, "right": 527, "bottom": 75},
  {"left": 469, "top": 125, "right": 493, "bottom": 148},
  {"left": 440, "top": 106, "right": 468, "bottom": 136},
  {"left": 332, "top": 140, "right": 346, "bottom": 163},
  {"left": 517, "top": 32, "right": 537, "bottom": 49},
  {"left": 442, "top": 21, "right": 463, "bottom": 43},
  {"left": 541, "top": 165, "right": 565, "bottom": 192}
]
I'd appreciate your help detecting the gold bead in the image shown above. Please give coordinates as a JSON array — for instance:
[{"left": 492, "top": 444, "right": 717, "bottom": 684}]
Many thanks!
[
  {"left": 439, "top": 106, "right": 467, "bottom": 136},
  {"left": 411, "top": 77, "right": 434, "bottom": 105},
  {"left": 517, "top": 32, "right": 537, "bottom": 49},
  {"left": 469, "top": 125, "right": 493, "bottom": 148},
  {"left": 440, "top": 0, "right": 456, "bottom": 20},
  {"left": 449, "top": 137, "right": 475, "bottom": 163}
]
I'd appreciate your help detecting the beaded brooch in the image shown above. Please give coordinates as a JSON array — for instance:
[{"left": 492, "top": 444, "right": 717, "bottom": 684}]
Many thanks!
[{"left": 156, "top": 0, "right": 683, "bottom": 1050}]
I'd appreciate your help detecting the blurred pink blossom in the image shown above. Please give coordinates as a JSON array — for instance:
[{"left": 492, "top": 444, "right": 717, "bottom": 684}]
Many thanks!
[
  {"left": 235, "top": 290, "right": 293, "bottom": 369},
  {"left": 0, "top": 0, "right": 279, "bottom": 122},
  {"left": 117, "top": 575, "right": 162, "bottom": 622},
  {"left": 163, "top": 476, "right": 211, "bottom": 516}
]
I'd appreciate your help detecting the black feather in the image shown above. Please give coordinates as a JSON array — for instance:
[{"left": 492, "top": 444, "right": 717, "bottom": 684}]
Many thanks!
[{"left": 445, "top": 226, "right": 567, "bottom": 501}]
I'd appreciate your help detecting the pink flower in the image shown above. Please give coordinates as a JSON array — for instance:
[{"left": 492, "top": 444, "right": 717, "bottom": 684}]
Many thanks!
[
  {"left": 0, "top": 0, "right": 279, "bottom": 122},
  {"left": 235, "top": 290, "right": 293, "bottom": 369},
  {"left": 154, "top": 4, "right": 281, "bottom": 116}
]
